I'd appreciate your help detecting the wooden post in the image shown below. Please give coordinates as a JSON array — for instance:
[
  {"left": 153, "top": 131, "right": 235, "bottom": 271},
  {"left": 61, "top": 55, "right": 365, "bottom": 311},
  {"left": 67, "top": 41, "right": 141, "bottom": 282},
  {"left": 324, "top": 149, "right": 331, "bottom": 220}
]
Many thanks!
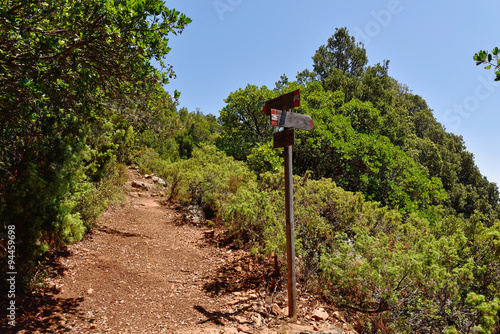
[
  {"left": 284, "top": 140, "right": 297, "bottom": 319},
  {"left": 265, "top": 89, "right": 313, "bottom": 320}
]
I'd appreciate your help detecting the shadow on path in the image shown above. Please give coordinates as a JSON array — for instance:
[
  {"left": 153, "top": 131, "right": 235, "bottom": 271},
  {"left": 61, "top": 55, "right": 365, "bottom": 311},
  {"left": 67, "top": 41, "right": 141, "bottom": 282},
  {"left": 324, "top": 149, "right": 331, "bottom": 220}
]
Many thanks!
[
  {"left": 0, "top": 247, "right": 86, "bottom": 333},
  {"left": 99, "top": 225, "right": 145, "bottom": 238},
  {"left": 194, "top": 305, "right": 253, "bottom": 326},
  {"left": 3, "top": 294, "right": 85, "bottom": 333},
  {"left": 202, "top": 252, "right": 281, "bottom": 297}
]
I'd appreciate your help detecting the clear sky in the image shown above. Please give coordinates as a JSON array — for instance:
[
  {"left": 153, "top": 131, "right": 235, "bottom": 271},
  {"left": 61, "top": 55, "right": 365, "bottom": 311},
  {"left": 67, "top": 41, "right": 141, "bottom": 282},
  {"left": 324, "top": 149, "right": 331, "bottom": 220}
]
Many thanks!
[{"left": 162, "top": 0, "right": 500, "bottom": 186}]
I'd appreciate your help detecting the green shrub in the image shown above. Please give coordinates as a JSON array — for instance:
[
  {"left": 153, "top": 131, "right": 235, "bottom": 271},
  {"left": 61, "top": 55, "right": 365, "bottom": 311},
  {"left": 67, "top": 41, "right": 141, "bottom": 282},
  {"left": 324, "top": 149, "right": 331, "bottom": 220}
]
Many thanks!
[
  {"left": 247, "top": 141, "right": 283, "bottom": 175},
  {"left": 221, "top": 171, "right": 500, "bottom": 332},
  {"left": 73, "top": 163, "right": 126, "bottom": 228},
  {"left": 135, "top": 147, "right": 171, "bottom": 175},
  {"left": 136, "top": 144, "right": 256, "bottom": 208},
  {"left": 223, "top": 184, "right": 285, "bottom": 251},
  {"left": 136, "top": 129, "right": 180, "bottom": 162}
]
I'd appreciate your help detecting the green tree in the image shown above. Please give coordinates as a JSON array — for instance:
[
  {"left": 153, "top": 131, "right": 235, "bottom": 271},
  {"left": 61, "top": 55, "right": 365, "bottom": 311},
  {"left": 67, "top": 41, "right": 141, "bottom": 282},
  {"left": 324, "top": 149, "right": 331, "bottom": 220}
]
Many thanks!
[
  {"left": 292, "top": 83, "right": 447, "bottom": 217},
  {"left": 302, "top": 27, "right": 394, "bottom": 111},
  {"left": 175, "top": 108, "right": 220, "bottom": 159},
  {"left": 306, "top": 28, "right": 500, "bottom": 219},
  {"left": 217, "top": 28, "right": 500, "bottom": 220},
  {"left": 0, "top": 0, "right": 191, "bottom": 271},
  {"left": 312, "top": 27, "right": 368, "bottom": 79},
  {"left": 216, "top": 84, "right": 275, "bottom": 161}
]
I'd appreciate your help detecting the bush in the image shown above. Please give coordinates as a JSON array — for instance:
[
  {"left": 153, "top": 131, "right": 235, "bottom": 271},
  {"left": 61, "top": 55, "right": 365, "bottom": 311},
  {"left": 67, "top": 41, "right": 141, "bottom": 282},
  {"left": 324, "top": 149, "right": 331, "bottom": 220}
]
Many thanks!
[
  {"left": 223, "top": 184, "right": 285, "bottom": 252},
  {"left": 136, "top": 129, "right": 180, "bottom": 162},
  {"left": 135, "top": 147, "right": 171, "bottom": 175},
  {"left": 247, "top": 141, "right": 283, "bottom": 175},
  {"left": 222, "top": 171, "right": 500, "bottom": 333},
  {"left": 73, "top": 162, "right": 127, "bottom": 228},
  {"left": 136, "top": 144, "right": 256, "bottom": 209}
]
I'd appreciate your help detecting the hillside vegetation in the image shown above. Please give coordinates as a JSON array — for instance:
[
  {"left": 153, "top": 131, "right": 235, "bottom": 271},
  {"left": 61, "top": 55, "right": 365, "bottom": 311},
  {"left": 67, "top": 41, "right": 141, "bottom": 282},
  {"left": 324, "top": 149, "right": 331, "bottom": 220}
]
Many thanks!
[
  {"left": 136, "top": 29, "right": 500, "bottom": 333},
  {"left": 1, "top": 2, "right": 499, "bottom": 332}
]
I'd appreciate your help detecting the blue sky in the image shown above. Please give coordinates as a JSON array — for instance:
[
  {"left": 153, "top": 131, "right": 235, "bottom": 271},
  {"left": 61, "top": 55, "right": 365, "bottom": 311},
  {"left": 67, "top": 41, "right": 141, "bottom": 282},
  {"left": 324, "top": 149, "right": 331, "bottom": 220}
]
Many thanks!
[{"left": 163, "top": 0, "right": 500, "bottom": 186}]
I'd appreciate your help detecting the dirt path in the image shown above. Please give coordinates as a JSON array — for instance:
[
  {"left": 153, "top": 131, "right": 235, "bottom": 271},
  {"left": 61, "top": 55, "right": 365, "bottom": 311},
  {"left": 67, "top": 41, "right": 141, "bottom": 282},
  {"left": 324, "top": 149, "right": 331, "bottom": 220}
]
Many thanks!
[{"left": 10, "top": 168, "right": 355, "bottom": 334}]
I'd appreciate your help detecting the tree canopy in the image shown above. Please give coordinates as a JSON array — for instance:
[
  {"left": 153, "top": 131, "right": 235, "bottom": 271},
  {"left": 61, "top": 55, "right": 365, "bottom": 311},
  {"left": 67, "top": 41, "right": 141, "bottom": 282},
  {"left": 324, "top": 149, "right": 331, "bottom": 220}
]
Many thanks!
[
  {"left": 218, "top": 28, "right": 500, "bottom": 221},
  {"left": 216, "top": 84, "right": 275, "bottom": 161}
]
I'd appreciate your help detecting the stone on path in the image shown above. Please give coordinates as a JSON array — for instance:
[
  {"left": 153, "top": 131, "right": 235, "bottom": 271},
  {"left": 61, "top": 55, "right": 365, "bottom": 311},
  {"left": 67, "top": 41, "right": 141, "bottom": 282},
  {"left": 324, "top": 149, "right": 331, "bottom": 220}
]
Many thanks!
[{"left": 312, "top": 308, "right": 329, "bottom": 321}]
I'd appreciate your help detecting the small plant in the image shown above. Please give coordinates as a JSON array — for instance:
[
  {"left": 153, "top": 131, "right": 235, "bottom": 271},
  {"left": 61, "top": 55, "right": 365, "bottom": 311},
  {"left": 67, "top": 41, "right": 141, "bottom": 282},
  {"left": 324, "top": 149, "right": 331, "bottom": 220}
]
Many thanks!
[{"left": 24, "top": 263, "right": 50, "bottom": 293}]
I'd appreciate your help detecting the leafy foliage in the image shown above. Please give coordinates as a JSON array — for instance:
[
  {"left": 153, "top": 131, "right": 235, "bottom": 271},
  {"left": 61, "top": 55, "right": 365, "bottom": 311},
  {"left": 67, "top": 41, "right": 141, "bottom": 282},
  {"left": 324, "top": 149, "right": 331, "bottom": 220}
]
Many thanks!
[
  {"left": 312, "top": 27, "right": 368, "bottom": 79},
  {"left": 136, "top": 145, "right": 256, "bottom": 217},
  {"left": 247, "top": 141, "right": 283, "bottom": 175},
  {"left": 292, "top": 84, "right": 447, "bottom": 219},
  {"left": 135, "top": 105, "right": 219, "bottom": 162},
  {"left": 217, "top": 82, "right": 448, "bottom": 219},
  {"left": 474, "top": 47, "right": 500, "bottom": 81},
  {"left": 218, "top": 29, "right": 500, "bottom": 221}
]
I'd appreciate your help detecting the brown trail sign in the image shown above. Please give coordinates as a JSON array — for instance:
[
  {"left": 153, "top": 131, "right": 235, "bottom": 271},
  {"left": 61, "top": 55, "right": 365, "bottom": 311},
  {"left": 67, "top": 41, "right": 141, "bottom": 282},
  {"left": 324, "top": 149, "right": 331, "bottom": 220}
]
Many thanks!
[
  {"left": 263, "top": 89, "right": 313, "bottom": 320},
  {"left": 262, "top": 89, "right": 300, "bottom": 116}
]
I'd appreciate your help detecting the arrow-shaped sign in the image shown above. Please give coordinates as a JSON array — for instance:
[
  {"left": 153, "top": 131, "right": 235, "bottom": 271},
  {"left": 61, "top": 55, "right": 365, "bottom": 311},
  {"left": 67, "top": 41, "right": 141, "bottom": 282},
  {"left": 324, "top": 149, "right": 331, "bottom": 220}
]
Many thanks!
[
  {"left": 270, "top": 109, "right": 314, "bottom": 131},
  {"left": 263, "top": 89, "right": 300, "bottom": 116}
]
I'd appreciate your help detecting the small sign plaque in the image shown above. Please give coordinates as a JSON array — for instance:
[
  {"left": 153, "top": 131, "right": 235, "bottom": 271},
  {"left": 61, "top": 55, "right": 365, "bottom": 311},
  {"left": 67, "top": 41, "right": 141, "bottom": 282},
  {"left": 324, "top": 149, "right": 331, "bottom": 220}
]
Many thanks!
[
  {"left": 270, "top": 109, "right": 314, "bottom": 131},
  {"left": 273, "top": 128, "right": 295, "bottom": 148}
]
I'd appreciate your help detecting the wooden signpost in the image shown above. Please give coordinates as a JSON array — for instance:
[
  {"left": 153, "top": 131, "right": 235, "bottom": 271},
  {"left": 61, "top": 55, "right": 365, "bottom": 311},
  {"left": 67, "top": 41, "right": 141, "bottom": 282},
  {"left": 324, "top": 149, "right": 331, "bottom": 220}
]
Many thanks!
[{"left": 264, "top": 89, "right": 314, "bottom": 319}]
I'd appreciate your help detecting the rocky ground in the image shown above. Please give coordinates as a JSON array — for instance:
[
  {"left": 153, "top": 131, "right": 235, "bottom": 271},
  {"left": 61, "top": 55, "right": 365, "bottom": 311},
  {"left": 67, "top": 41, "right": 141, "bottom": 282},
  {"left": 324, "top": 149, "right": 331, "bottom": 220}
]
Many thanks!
[{"left": 5, "top": 167, "right": 357, "bottom": 334}]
